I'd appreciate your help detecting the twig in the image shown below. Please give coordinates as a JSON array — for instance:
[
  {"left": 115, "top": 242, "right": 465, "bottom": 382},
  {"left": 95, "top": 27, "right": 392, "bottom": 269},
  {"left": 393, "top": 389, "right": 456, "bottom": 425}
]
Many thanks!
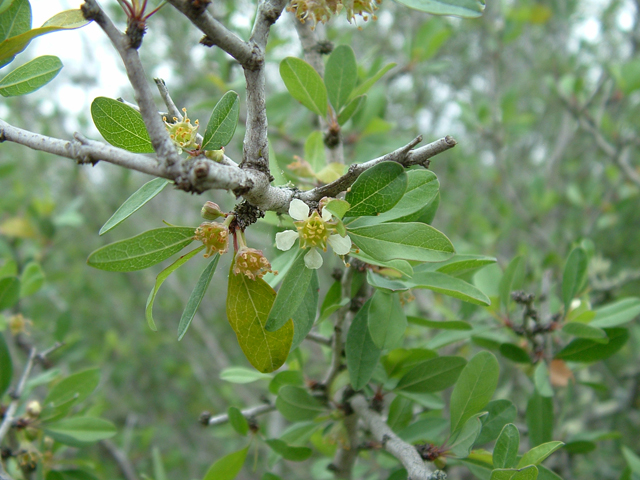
[
  {"left": 330, "top": 413, "right": 359, "bottom": 479},
  {"left": 165, "top": 0, "right": 254, "bottom": 66},
  {"left": 300, "top": 135, "right": 455, "bottom": 202},
  {"left": 205, "top": 403, "right": 276, "bottom": 427},
  {"left": 322, "top": 268, "right": 354, "bottom": 388},
  {"left": 154, "top": 78, "right": 182, "bottom": 120},
  {"left": 0, "top": 348, "right": 37, "bottom": 443},
  {"left": 82, "top": 0, "right": 180, "bottom": 168},
  {"left": 350, "top": 395, "right": 434, "bottom": 480},
  {"left": 100, "top": 439, "right": 139, "bottom": 480},
  {"left": 305, "top": 332, "right": 332, "bottom": 346}
]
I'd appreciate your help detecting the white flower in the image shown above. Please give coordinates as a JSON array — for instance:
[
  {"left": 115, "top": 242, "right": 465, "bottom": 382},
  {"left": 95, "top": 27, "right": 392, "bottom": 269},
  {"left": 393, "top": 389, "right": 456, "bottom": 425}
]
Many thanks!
[{"left": 275, "top": 198, "right": 352, "bottom": 269}]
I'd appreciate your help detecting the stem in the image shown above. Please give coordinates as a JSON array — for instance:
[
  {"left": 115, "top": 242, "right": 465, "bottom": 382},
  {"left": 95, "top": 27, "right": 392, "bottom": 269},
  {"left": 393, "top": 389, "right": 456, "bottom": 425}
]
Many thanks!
[{"left": 0, "top": 348, "right": 37, "bottom": 443}]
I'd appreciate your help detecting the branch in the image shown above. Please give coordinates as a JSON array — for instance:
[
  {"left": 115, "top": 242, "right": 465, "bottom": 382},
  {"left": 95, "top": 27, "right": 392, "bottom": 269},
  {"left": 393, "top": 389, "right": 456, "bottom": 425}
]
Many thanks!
[
  {"left": 305, "top": 331, "right": 332, "bottom": 346},
  {"left": 300, "top": 135, "right": 456, "bottom": 202},
  {"left": 349, "top": 395, "right": 436, "bottom": 480},
  {"left": 100, "top": 440, "right": 139, "bottom": 480},
  {"left": 241, "top": 0, "right": 288, "bottom": 173},
  {"left": 154, "top": 78, "right": 182, "bottom": 120},
  {"left": 322, "top": 268, "right": 354, "bottom": 388},
  {"left": 166, "top": 0, "right": 254, "bottom": 66},
  {"left": 204, "top": 403, "right": 276, "bottom": 427},
  {"left": 0, "top": 348, "right": 37, "bottom": 443},
  {"left": 330, "top": 413, "right": 359, "bottom": 479},
  {"left": 82, "top": 1, "right": 181, "bottom": 169}
]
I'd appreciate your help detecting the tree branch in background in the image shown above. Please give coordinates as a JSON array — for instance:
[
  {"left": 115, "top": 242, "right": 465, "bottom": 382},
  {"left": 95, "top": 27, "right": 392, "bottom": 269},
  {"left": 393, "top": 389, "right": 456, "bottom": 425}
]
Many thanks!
[
  {"left": 0, "top": 348, "right": 36, "bottom": 444},
  {"left": 100, "top": 439, "right": 139, "bottom": 480},
  {"left": 349, "top": 395, "right": 438, "bottom": 480},
  {"left": 203, "top": 403, "right": 276, "bottom": 427}
]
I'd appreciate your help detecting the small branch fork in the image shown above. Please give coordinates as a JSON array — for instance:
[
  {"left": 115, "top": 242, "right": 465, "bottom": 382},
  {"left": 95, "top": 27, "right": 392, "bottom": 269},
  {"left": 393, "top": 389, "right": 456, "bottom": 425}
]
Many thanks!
[{"left": 349, "top": 395, "right": 437, "bottom": 480}]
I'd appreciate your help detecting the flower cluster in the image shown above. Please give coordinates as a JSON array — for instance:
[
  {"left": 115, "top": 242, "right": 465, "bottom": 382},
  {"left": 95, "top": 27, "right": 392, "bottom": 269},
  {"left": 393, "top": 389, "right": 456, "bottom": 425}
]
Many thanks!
[
  {"left": 164, "top": 108, "right": 199, "bottom": 152},
  {"left": 194, "top": 221, "right": 229, "bottom": 257},
  {"left": 276, "top": 199, "right": 351, "bottom": 269},
  {"left": 233, "top": 246, "right": 274, "bottom": 280},
  {"left": 287, "top": 0, "right": 380, "bottom": 27}
]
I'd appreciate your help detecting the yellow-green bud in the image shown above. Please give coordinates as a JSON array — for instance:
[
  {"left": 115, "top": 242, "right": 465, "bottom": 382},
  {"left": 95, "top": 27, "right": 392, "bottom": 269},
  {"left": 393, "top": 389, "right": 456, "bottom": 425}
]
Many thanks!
[
  {"left": 201, "top": 201, "right": 224, "bottom": 220},
  {"left": 26, "top": 400, "right": 41, "bottom": 419},
  {"left": 205, "top": 149, "right": 225, "bottom": 162}
]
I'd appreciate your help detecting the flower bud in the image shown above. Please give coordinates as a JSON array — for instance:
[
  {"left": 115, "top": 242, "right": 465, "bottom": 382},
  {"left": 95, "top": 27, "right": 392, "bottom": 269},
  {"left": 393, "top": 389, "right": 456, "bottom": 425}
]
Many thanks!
[
  {"left": 205, "top": 149, "right": 224, "bottom": 162},
  {"left": 26, "top": 401, "right": 41, "bottom": 419},
  {"left": 201, "top": 201, "right": 224, "bottom": 220},
  {"left": 194, "top": 222, "right": 229, "bottom": 257},
  {"left": 232, "top": 247, "right": 274, "bottom": 280}
]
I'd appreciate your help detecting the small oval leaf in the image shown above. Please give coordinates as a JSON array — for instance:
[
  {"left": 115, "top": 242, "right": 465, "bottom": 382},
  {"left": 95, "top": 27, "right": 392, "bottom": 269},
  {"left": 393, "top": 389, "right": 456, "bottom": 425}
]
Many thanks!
[
  {"left": 280, "top": 57, "right": 328, "bottom": 116},
  {"left": 202, "top": 91, "right": 240, "bottom": 150},
  {"left": 0, "top": 55, "right": 62, "bottom": 97},
  {"left": 91, "top": 96, "right": 154, "bottom": 153}
]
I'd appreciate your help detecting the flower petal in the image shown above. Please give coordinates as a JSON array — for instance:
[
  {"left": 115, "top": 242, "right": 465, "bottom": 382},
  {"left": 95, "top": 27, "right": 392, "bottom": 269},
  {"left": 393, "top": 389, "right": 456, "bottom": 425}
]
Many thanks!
[
  {"left": 321, "top": 207, "right": 332, "bottom": 222},
  {"left": 328, "top": 234, "right": 352, "bottom": 255},
  {"left": 289, "top": 199, "right": 310, "bottom": 221},
  {"left": 304, "top": 248, "right": 323, "bottom": 269},
  {"left": 275, "top": 230, "right": 298, "bottom": 251}
]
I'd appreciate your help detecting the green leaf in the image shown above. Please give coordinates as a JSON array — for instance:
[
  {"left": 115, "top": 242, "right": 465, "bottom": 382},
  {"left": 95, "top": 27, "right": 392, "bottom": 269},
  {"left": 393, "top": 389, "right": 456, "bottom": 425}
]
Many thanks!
[
  {"left": 346, "top": 298, "right": 382, "bottom": 390},
  {"left": 499, "top": 256, "right": 524, "bottom": 311},
  {"left": 407, "top": 271, "right": 491, "bottom": 306},
  {"left": 350, "top": 62, "right": 396, "bottom": 99},
  {"left": 344, "top": 162, "right": 407, "bottom": 217},
  {"left": 44, "top": 417, "right": 116, "bottom": 447},
  {"left": 590, "top": 297, "right": 640, "bottom": 328},
  {"left": 526, "top": 391, "right": 553, "bottom": 447},
  {"left": 0, "top": 276, "right": 20, "bottom": 309},
  {"left": 387, "top": 395, "right": 414, "bottom": 431},
  {"left": 290, "top": 270, "right": 319, "bottom": 351},
  {"left": 325, "top": 45, "right": 357, "bottom": 111},
  {"left": 368, "top": 290, "right": 407, "bottom": 349},
  {"left": 561, "top": 322, "right": 608, "bottom": 343},
  {"left": 0, "top": 0, "right": 19, "bottom": 17},
  {"left": 622, "top": 447, "right": 640, "bottom": 475},
  {"left": 0, "top": 332, "right": 11, "bottom": 397},
  {"left": 450, "top": 351, "right": 500, "bottom": 433},
  {"left": 490, "top": 466, "right": 538, "bottom": 480},
  {"left": 219, "top": 367, "right": 272, "bottom": 384},
  {"left": 202, "top": 447, "right": 248, "bottom": 480},
  {"left": 499, "top": 343, "right": 531, "bottom": 364},
  {"left": 177, "top": 254, "right": 220, "bottom": 340},
  {"left": 555, "top": 327, "right": 629, "bottom": 363},
  {"left": 226, "top": 269, "right": 293, "bottom": 373},
  {"left": 494, "top": 424, "right": 520, "bottom": 469},
  {"left": 0, "top": 9, "right": 89, "bottom": 65},
  {"left": 202, "top": 90, "right": 240, "bottom": 150},
  {"left": 145, "top": 246, "right": 204, "bottom": 331},
  {"left": 517, "top": 441, "right": 564, "bottom": 468},
  {"left": 448, "top": 413, "right": 485, "bottom": 458},
  {"left": 561, "top": 247, "right": 587, "bottom": 314},
  {"left": 227, "top": 407, "right": 249, "bottom": 436},
  {"left": 338, "top": 94, "right": 366, "bottom": 125},
  {"left": 395, "top": 356, "right": 466, "bottom": 393},
  {"left": 533, "top": 362, "right": 553, "bottom": 398},
  {"left": 265, "top": 439, "right": 313, "bottom": 461},
  {"left": 0, "top": 0, "right": 30, "bottom": 44},
  {"left": 348, "top": 223, "right": 454, "bottom": 263},
  {"left": 382, "top": 348, "right": 437, "bottom": 378},
  {"left": 100, "top": 178, "right": 170, "bottom": 235},
  {"left": 351, "top": 170, "right": 439, "bottom": 226},
  {"left": 44, "top": 368, "right": 100, "bottom": 409},
  {"left": 474, "top": 399, "right": 517, "bottom": 445},
  {"left": 0, "top": 258, "right": 17, "bottom": 278},
  {"left": 304, "top": 130, "right": 326, "bottom": 172},
  {"left": 357, "top": 254, "right": 414, "bottom": 278},
  {"left": 87, "top": 227, "right": 195, "bottom": 272},
  {"left": 0, "top": 55, "right": 61, "bottom": 96},
  {"left": 19, "top": 261, "right": 44, "bottom": 297},
  {"left": 90, "top": 96, "right": 154, "bottom": 153},
  {"left": 392, "top": 0, "right": 485, "bottom": 18},
  {"left": 276, "top": 385, "right": 326, "bottom": 421},
  {"left": 280, "top": 57, "right": 327, "bottom": 116},
  {"left": 152, "top": 446, "right": 168, "bottom": 480},
  {"left": 417, "top": 254, "right": 497, "bottom": 277},
  {"left": 407, "top": 316, "right": 472, "bottom": 330},
  {"left": 269, "top": 370, "right": 304, "bottom": 394},
  {"left": 266, "top": 250, "right": 313, "bottom": 332}
]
